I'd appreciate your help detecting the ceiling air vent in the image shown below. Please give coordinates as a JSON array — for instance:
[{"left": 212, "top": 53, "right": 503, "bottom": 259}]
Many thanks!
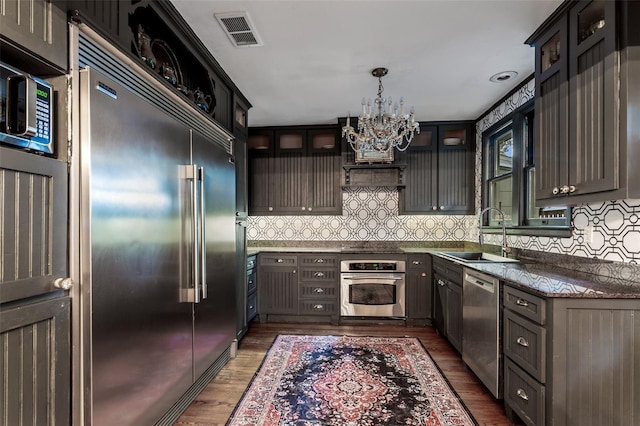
[{"left": 215, "top": 11, "right": 263, "bottom": 47}]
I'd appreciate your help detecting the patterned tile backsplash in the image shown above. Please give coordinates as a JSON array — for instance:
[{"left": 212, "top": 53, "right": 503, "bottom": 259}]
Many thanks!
[{"left": 248, "top": 78, "right": 640, "bottom": 264}]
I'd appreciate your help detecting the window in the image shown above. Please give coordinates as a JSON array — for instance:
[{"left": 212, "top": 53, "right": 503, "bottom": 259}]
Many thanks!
[{"left": 482, "top": 101, "right": 571, "bottom": 235}]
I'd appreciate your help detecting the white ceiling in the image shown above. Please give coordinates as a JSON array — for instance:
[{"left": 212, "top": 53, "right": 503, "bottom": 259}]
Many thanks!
[{"left": 170, "top": 0, "right": 563, "bottom": 127}]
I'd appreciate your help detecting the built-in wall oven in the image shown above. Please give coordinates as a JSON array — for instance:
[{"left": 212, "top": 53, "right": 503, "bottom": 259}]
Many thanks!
[{"left": 340, "top": 259, "right": 406, "bottom": 317}]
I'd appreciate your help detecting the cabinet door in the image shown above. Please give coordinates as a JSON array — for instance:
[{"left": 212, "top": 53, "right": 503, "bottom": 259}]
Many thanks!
[
  {"left": 433, "top": 274, "right": 447, "bottom": 336},
  {"left": 406, "top": 255, "right": 432, "bottom": 320},
  {"left": 307, "top": 129, "right": 342, "bottom": 214},
  {"left": 273, "top": 129, "right": 308, "bottom": 213},
  {"left": 0, "top": 0, "right": 68, "bottom": 70},
  {"left": 1, "top": 296, "right": 71, "bottom": 425},
  {"left": 535, "top": 17, "right": 570, "bottom": 201},
  {"left": 0, "top": 149, "right": 68, "bottom": 303},
  {"left": 248, "top": 130, "right": 274, "bottom": 214},
  {"left": 259, "top": 267, "right": 298, "bottom": 315},
  {"left": 568, "top": 0, "right": 618, "bottom": 196},
  {"left": 437, "top": 124, "right": 475, "bottom": 214},
  {"left": 446, "top": 282, "right": 463, "bottom": 353},
  {"left": 400, "top": 126, "right": 438, "bottom": 213}
]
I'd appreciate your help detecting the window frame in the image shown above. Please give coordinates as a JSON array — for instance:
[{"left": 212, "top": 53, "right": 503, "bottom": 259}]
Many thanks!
[{"left": 481, "top": 100, "right": 572, "bottom": 237}]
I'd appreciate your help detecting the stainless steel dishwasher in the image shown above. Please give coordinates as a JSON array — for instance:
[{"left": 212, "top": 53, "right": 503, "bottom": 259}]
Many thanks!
[{"left": 462, "top": 268, "right": 502, "bottom": 399}]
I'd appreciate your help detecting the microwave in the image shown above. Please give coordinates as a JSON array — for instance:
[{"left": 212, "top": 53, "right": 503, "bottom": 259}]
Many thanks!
[{"left": 1, "top": 61, "right": 54, "bottom": 155}]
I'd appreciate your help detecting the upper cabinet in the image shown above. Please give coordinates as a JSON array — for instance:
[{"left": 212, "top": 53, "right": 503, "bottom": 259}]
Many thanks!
[
  {"left": 248, "top": 125, "right": 342, "bottom": 215},
  {"left": 0, "top": 0, "right": 68, "bottom": 73},
  {"left": 68, "top": 0, "right": 251, "bottom": 134},
  {"left": 527, "top": 0, "right": 640, "bottom": 205},
  {"left": 399, "top": 121, "right": 475, "bottom": 215}
]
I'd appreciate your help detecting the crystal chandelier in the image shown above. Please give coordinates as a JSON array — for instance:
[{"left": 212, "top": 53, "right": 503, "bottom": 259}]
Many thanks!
[{"left": 342, "top": 67, "right": 419, "bottom": 156}]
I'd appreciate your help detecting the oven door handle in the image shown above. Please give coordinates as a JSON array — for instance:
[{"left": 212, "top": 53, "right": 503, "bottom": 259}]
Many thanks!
[{"left": 342, "top": 274, "right": 405, "bottom": 281}]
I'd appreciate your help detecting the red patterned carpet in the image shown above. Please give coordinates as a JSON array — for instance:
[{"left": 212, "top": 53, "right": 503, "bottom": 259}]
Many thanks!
[{"left": 226, "top": 335, "right": 477, "bottom": 426}]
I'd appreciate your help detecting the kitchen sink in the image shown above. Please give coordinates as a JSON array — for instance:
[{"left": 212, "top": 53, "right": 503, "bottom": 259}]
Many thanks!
[{"left": 438, "top": 252, "right": 519, "bottom": 263}]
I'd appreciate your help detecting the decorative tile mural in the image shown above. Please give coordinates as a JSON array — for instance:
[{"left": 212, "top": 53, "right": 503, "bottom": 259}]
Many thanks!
[
  {"left": 248, "top": 77, "right": 639, "bottom": 264},
  {"left": 247, "top": 189, "right": 476, "bottom": 242}
]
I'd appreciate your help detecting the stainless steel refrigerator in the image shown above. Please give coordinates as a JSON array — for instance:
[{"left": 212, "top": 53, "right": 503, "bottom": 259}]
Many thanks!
[{"left": 77, "top": 66, "right": 236, "bottom": 425}]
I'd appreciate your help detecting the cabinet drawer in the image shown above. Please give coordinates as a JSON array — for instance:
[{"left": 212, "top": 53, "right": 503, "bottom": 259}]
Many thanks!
[
  {"left": 504, "top": 358, "right": 545, "bottom": 426},
  {"left": 298, "top": 300, "right": 339, "bottom": 315},
  {"left": 503, "top": 286, "right": 546, "bottom": 325},
  {"left": 247, "top": 292, "right": 258, "bottom": 322},
  {"left": 298, "top": 254, "right": 339, "bottom": 267},
  {"left": 504, "top": 310, "right": 546, "bottom": 383},
  {"left": 299, "top": 268, "right": 339, "bottom": 282},
  {"left": 259, "top": 254, "right": 297, "bottom": 266},
  {"left": 299, "top": 283, "right": 339, "bottom": 300}
]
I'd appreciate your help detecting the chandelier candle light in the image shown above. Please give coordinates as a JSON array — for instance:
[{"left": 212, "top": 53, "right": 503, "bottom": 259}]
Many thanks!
[{"left": 343, "top": 67, "right": 419, "bottom": 161}]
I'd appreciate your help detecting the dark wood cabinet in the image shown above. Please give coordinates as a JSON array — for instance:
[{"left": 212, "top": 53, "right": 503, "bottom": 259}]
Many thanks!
[
  {"left": 257, "top": 254, "right": 299, "bottom": 319},
  {"left": 257, "top": 253, "right": 339, "bottom": 322},
  {"left": 68, "top": 0, "right": 250, "bottom": 134},
  {"left": 0, "top": 0, "right": 68, "bottom": 72},
  {"left": 406, "top": 254, "right": 432, "bottom": 325},
  {"left": 297, "top": 254, "right": 340, "bottom": 321},
  {"left": 1, "top": 296, "right": 71, "bottom": 425},
  {"left": 248, "top": 126, "right": 342, "bottom": 215},
  {"left": 432, "top": 256, "right": 463, "bottom": 353},
  {"left": 399, "top": 122, "right": 475, "bottom": 215},
  {"left": 528, "top": 0, "right": 640, "bottom": 205},
  {"left": 502, "top": 285, "right": 640, "bottom": 426}
]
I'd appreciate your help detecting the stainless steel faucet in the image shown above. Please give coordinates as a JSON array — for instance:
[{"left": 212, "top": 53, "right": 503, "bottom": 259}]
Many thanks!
[{"left": 478, "top": 207, "right": 510, "bottom": 257}]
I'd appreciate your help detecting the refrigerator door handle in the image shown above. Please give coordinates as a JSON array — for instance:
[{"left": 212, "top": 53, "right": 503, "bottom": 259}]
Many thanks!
[
  {"left": 190, "top": 164, "right": 201, "bottom": 304},
  {"left": 199, "top": 166, "right": 207, "bottom": 299}
]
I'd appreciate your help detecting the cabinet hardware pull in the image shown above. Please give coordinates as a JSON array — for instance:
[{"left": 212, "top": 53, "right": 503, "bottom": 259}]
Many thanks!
[
  {"left": 569, "top": 185, "right": 576, "bottom": 193},
  {"left": 438, "top": 280, "right": 446, "bottom": 286},
  {"left": 432, "top": 206, "right": 438, "bottom": 210},
  {"left": 314, "top": 272, "right": 325, "bottom": 278},
  {"left": 301, "top": 206, "right": 306, "bottom": 210},
  {"left": 421, "top": 272, "right": 427, "bottom": 277},
  {"left": 268, "top": 206, "right": 273, "bottom": 211},
  {"left": 308, "top": 207, "right": 313, "bottom": 211},
  {"left": 516, "top": 388, "right": 529, "bottom": 401},
  {"left": 277, "top": 258, "right": 284, "bottom": 263},
  {"left": 314, "top": 258, "right": 325, "bottom": 263},
  {"left": 552, "top": 187, "right": 560, "bottom": 195},
  {"left": 292, "top": 269, "right": 297, "bottom": 274},
  {"left": 248, "top": 280, "right": 254, "bottom": 285},
  {"left": 516, "top": 336, "right": 529, "bottom": 347},
  {"left": 515, "top": 298, "right": 529, "bottom": 307},
  {"left": 314, "top": 288, "right": 324, "bottom": 293},
  {"left": 560, "top": 185, "right": 570, "bottom": 194},
  {"left": 439, "top": 205, "right": 444, "bottom": 210},
  {"left": 53, "top": 277, "right": 74, "bottom": 290},
  {"left": 313, "top": 304, "right": 324, "bottom": 310},
  {"left": 412, "top": 260, "right": 421, "bottom": 265},
  {"left": 249, "top": 305, "right": 254, "bottom": 310}
]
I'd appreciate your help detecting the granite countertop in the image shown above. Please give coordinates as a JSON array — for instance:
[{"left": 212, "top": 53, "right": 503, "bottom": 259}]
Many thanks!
[
  {"left": 247, "top": 244, "right": 640, "bottom": 299},
  {"left": 430, "top": 253, "right": 640, "bottom": 299}
]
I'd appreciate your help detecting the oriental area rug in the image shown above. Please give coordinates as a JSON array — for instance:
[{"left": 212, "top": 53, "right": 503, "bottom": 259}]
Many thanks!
[{"left": 226, "top": 335, "right": 477, "bottom": 426}]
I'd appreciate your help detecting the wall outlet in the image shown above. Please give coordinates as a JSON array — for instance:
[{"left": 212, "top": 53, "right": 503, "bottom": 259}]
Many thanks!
[{"left": 584, "top": 225, "right": 594, "bottom": 244}]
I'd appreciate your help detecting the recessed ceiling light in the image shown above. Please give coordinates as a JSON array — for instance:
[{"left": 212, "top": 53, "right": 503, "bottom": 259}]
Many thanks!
[{"left": 489, "top": 71, "right": 518, "bottom": 83}]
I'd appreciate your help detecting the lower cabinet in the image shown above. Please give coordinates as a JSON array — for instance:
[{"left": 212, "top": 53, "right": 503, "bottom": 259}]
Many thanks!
[
  {"left": 246, "top": 255, "right": 258, "bottom": 324},
  {"left": 432, "top": 256, "right": 463, "bottom": 353},
  {"left": 258, "top": 253, "right": 339, "bottom": 322},
  {"left": 1, "top": 296, "right": 71, "bottom": 425},
  {"left": 503, "top": 284, "right": 640, "bottom": 426},
  {"left": 406, "top": 254, "right": 432, "bottom": 325}
]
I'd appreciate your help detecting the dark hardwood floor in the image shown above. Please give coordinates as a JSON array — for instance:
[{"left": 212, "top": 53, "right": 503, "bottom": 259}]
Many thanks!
[{"left": 175, "top": 322, "right": 513, "bottom": 426}]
